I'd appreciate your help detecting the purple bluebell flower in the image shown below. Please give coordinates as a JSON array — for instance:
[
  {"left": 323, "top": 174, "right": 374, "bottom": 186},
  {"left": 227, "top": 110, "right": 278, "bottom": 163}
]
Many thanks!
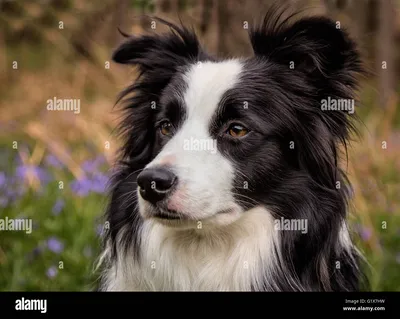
[
  {"left": 360, "top": 227, "right": 372, "bottom": 241},
  {"left": 96, "top": 154, "right": 106, "bottom": 162},
  {"left": 15, "top": 164, "right": 52, "bottom": 184},
  {"left": 45, "top": 154, "right": 63, "bottom": 168},
  {"left": 82, "top": 155, "right": 105, "bottom": 172},
  {"left": 5, "top": 188, "right": 18, "bottom": 202},
  {"left": 91, "top": 173, "right": 108, "bottom": 193},
  {"left": 82, "top": 160, "right": 98, "bottom": 173},
  {"left": 0, "top": 196, "right": 8, "bottom": 208},
  {"left": 14, "top": 152, "right": 24, "bottom": 165},
  {"left": 52, "top": 199, "right": 65, "bottom": 215},
  {"left": 46, "top": 266, "right": 57, "bottom": 278},
  {"left": 94, "top": 155, "right": 106, "bottom": 165},
  {"left": 5, "top": 175, "right": 25, "bottom": 197},
  {"left": 0, "top": 172, "right": 6, "bottom": 188},
  {"left": 47, "top": 237, "right": 64, "bottom": 253},
  {"left": 70, "top": 177, "right": 92, "bottom": 197},
  {"left": 96, "top": 224, "right": 104, "bottom": 237}
]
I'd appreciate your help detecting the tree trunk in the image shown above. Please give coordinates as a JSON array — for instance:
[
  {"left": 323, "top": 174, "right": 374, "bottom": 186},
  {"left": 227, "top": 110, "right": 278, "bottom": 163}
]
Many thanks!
[
  {"left": 377, "top": 0, "right": 396, "bottom": 108},
  {"left": 217, "top": 0, "right": 231, "bottom": 58},
  {"left": 109, "top": 0, "right": 130, "bottom": 47}
]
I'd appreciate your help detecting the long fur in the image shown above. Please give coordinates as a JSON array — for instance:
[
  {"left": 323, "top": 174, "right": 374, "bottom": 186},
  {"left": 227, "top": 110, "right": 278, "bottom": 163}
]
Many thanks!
[{"left": 96, "top": 5, "right": 369, "bottom": 292}]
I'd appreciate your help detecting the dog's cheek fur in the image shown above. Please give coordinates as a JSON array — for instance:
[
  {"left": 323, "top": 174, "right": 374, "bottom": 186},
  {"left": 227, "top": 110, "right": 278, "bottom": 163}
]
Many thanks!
[{"left": 227, "top": 139, "right": 285, "bottom": 210}]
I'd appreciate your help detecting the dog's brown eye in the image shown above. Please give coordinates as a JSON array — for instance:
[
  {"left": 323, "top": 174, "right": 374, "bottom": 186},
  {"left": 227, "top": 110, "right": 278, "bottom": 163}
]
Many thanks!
[
  {"left": 228, "top": 124, "right": 248, "bottom": 138},
  {"left": 160, "top": 121, "right": 173, "bottom": 136}
]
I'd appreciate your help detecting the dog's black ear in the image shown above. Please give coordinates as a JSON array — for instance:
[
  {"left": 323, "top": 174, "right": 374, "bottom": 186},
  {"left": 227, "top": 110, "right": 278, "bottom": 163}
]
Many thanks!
[
  {"left": 112, "top": 17, "right": 202, "bottom": 74},
  {"left": 249, "top": 8, "right": 362, "bottom": 80},
  {"left": 250, "top": 7, "right": 364, "bottom": 189}
]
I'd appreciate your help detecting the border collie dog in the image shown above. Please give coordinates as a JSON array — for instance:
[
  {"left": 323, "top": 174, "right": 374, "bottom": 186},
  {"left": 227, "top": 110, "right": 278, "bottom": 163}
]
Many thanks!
[{"left": 98, "top": 6, "right": 368, "bottom": 291}]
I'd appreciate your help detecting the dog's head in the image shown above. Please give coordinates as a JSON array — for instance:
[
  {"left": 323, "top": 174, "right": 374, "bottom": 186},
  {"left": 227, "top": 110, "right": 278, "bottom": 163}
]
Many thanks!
[{"left": 111, "top": 9, "right": 362, "bottom": 230}]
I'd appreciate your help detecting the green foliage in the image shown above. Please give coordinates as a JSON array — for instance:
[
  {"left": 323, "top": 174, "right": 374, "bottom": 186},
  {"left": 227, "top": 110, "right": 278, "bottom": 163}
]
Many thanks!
[{"left": 0, "top": 147, "right": 107, "bottom": 291}]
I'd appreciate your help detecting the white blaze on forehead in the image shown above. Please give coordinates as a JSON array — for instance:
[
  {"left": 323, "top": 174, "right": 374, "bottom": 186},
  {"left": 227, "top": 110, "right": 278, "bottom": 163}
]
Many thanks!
[{"left": 182, "top": 60, "right": 243, "bottom": 121}]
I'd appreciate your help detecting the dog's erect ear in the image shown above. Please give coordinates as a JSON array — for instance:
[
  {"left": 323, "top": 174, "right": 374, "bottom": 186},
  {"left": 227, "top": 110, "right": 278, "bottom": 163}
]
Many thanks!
[
  {"left": 249, "top": 7, "right": 364, "bottom": 189},
  {"left": 249, "top": 8, "right": 362, "bottom": 79},
  {"left": 112, "top": 17, "right": 202, "bottom": 74}
]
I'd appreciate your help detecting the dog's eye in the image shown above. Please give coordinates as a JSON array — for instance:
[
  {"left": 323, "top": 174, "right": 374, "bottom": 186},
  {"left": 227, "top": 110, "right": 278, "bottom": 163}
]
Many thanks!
[
  {"left": 159, "top": 121, "right": 174, "bottom": 136},
  {"left": 227, "top": 124, "right": 249, "bottom": 138}
]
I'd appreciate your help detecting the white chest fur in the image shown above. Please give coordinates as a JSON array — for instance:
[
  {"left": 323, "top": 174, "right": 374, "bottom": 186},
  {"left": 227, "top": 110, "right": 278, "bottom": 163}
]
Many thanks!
[{"left": 104, "top": 207, "right": 281, "bottom": 291}]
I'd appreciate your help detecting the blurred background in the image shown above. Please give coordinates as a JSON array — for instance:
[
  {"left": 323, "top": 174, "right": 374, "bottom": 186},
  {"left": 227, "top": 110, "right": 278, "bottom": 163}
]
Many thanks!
[{"left": 0, "top": 0, "right": 399, "bottom": 291}]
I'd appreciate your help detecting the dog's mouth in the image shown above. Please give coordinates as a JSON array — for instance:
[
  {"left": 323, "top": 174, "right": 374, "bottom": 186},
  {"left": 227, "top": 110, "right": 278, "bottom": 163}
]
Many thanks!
[
  {"left": 150, "top": 205, "right": 236, "bottom": 221},
  {"left": 152, "top": 208, "right": 182, "bottom": 220},
  {"left": 142, "top": 202, "right": 244, "bottom": 229}
]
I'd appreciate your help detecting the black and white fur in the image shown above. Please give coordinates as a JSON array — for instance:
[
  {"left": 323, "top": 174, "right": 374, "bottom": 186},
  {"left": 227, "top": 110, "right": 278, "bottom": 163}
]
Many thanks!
[{"left": 97, "top": 6, "right": 368, "bottom": 291}]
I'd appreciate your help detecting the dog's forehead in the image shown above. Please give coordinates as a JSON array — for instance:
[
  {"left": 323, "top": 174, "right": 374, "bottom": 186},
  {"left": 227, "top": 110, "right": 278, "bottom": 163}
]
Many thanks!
[{"left": 181, "top": 60, "right": 243, "bottom": 121}]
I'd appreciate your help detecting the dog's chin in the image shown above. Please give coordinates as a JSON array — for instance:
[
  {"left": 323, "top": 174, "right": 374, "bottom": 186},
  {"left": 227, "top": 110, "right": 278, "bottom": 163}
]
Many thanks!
[{"left": 139, "top": 202, "right": 244, "bottom": 230}]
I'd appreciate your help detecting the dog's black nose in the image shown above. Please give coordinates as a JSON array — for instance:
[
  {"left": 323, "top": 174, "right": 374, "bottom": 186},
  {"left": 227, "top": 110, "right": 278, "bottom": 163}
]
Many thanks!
[{"left": 137, "top": 167, "right": 177, "bottom": 204}]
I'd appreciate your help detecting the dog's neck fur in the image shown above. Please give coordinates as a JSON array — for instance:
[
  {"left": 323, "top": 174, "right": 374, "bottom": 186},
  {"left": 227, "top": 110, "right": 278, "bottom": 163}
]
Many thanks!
[{"left": 100, "top": 206, "right": 353, "bottom": 291}]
